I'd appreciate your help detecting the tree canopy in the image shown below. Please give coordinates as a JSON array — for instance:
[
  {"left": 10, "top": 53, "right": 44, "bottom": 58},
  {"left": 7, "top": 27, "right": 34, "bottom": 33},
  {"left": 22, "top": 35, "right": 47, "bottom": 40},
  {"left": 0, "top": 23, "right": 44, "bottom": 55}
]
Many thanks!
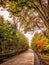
[
  {"left": 0, "top": 0, "right": 49, "bottom": 27},
  {"left": 0, "top": 0, "right": 49, "bottom": 37}
]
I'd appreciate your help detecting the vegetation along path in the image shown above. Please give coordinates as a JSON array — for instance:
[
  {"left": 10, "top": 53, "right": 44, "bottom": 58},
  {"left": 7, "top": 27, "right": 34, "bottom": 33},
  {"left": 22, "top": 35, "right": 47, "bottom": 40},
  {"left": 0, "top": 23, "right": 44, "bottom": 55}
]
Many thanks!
[{"left": 1, "top": 49, "right": 34, "bottom": 65}]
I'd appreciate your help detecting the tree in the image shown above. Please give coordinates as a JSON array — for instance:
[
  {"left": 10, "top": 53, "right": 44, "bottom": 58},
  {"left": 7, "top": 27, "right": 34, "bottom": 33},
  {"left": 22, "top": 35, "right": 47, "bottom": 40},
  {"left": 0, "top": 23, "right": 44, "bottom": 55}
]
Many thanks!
[
  {"left": 0, "top": 0, "right": 49, "bottom": 37},
  {"left": 0, "top": 0, "right": 49, "bottom": 28},
  {"left": 31, "top": 32, "right": 42, "bottom": 51},
  {"left": 31, "top": 31, "right": 49, "bottom": 52},
  {"left": 36, "top": 40, "right": 46, "bottom": 52},
  {"left": 0, "top": 16, "right": 29, "bottom": 59}
]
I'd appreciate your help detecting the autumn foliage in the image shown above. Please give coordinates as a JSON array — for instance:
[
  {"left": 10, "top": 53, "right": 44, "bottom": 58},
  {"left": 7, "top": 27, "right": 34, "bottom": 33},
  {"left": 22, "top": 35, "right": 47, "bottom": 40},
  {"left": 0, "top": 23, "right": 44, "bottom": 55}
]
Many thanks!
[{"left": 36, "top": 40, "right": 46, "bottom": 51}]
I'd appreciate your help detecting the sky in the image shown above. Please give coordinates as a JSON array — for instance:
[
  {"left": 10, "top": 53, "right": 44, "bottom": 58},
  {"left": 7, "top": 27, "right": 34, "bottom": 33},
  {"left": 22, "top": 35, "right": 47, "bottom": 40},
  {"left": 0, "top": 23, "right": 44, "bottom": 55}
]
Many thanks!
[{"left": 0, "top": 7, "right": 41, "bottom": 45}]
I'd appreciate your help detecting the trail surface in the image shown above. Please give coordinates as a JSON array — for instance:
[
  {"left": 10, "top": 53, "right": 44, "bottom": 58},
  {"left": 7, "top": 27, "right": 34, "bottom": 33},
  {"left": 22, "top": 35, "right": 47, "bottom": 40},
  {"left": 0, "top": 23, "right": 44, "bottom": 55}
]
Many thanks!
[
  {"left": 1, "top": 49, "right": 34, "bottom": 65},
  {"left": 34, "top": 53, "right": 40, "bottom": 65}
]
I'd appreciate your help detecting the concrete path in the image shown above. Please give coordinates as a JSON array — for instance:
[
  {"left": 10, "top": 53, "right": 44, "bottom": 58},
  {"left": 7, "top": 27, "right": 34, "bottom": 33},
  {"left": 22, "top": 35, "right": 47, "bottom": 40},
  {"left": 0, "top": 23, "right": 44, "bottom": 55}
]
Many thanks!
[
  {"left": 1, "top": 49, "right": 34, "bottom": 65},
  {"left": 34, "top": 53, "right": 40, "bottom": 65}
]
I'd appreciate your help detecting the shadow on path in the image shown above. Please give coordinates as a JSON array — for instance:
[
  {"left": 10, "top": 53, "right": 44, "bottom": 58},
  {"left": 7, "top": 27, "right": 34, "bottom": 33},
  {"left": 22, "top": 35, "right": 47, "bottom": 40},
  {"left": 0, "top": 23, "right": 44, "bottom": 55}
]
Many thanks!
[{"left": 34, "top": 53, "right": 40, "bottom": 65}]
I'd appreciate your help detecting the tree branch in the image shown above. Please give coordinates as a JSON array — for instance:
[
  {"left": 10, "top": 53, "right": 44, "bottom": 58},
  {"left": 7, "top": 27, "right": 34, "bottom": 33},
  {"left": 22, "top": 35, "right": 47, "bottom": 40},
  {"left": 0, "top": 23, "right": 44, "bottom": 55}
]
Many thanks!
[{"left": 30, "top": 0, "right": 49, "bottom": 29}]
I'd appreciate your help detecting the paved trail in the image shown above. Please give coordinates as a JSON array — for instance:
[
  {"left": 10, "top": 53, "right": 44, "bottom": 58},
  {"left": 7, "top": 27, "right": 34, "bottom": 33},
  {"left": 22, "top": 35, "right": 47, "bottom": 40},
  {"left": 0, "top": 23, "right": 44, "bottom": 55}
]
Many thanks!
[
  {"left": 1, "top": 49, "right": 34, "bottom": 65},
  {"left": 34, "top": 53, "right": 40, "bottom": 65}
]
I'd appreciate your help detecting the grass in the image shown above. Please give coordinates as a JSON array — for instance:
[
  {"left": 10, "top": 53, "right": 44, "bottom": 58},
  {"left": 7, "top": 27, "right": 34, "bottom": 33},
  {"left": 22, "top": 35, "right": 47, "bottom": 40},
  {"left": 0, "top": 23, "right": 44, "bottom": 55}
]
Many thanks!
[{"left": 37, "top": 52, "right": 49, "bottom": 65}]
